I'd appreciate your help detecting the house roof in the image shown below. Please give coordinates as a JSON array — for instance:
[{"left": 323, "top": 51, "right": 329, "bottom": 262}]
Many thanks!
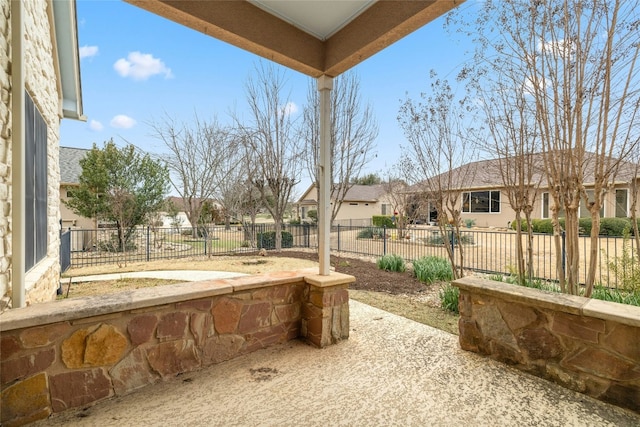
[
  {"left": 125, "top": 0, "right": 463, "bottom": 78},
  {"left": 59, "top": 146, "right": 90, "bottom": 185},
  {"left": 408, "top": 152, "right": 640, "bottom": 193},
  {"left": 298, "top": 183, "right": 387, "bottom": 204}
]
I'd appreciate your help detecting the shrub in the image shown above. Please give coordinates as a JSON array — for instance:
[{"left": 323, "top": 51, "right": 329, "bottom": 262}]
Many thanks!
[
  {"left": 605, "top": 230, "right": 640, "bottom": 293},
  {"left": 439, "top": 284, "right": 459, "bottom": 314},
  {"left": 377, "top": 254, "right": 406, "bottom": 272},
  {"left": 599, "top": 218, "right": 631, "bottom": 236},
  {"left": 256, "top": 231, "right": 293, "bottom": 250},
  {"left": 372, "top": 215, "right": 395, "bottom": 228},
  {"left": 511, "top": 219, "right": 529, "bottom": 232},
  {"left": 532, "top": 219, "right": 555, "bottom": 234},
  {"left": 98, "top": 235, "right": 136, "bottom": 253},
  {"left": 357, "top": 227, "right": 385, "bottom": 239},
  {"left": 412, "top": 256, "right": 453, "bottom": 284},
  {"left": 425, "top": 233, "right": 474, "bottom": 246},
  {"left": 307, "top": 210, "right": 318, "bottom": 223}
]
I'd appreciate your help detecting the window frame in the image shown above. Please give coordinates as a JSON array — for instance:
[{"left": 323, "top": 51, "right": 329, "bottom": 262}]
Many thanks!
[{"left": 462, "top": 190, "right": 501, "bottom": 214}]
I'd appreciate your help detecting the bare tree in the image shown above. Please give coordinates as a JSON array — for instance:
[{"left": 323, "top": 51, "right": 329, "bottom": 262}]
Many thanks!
[
  {"left": 237, "top": 62, "right": 302, "bottom": 250},
  {"left": 381, "top": 162, "right": 412, "bottom": 235},
  {"left": 475, "top": 74, "right": 543, "bottom": 285},
  {"left": 398, "top": 73, "right": 479, "bottom": 279},
  {"left": 302, "top": 71, "right": 379, "bottom": 222},
  {"left": 463, "top": 0, "right": 640, "bottom": 295},
  {"left": 148, "top": 114, "right": 238, "bottom": 237}
]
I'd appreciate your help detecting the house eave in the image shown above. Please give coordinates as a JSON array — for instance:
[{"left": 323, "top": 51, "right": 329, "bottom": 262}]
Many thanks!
[{"left": 51, "top": 0, "right": 86, "bottom": 121}]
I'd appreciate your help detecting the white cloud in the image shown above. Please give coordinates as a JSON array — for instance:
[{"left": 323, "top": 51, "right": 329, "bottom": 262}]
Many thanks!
[
  {"left": 89, "top": 119, "right": 103, "bottom": 131},
  {"left": 280, "top": 101, "right": 299, "bottom": 117},
  {"left": 110, "top": 115, "right": 137, "bottom": 129},
  {"left": 113, "top": 51, "right": 173, "bottom": 81},
  {"left": 79, "top": 45, "right": 98, "bottom": 59}
]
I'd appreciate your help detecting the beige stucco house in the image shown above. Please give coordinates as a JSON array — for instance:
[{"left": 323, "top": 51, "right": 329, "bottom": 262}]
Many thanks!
[
  {"left": 296, "top": 183, "right": 398, "bottom": 224},
  {"left": 409, "top": 154, "right": 639, "bottom": 229},
  {"left": 59, "top": 146, "right": 94, "bottom": 230},
  {"left": 1, "top": 1, "right": 84, "bottom": 309}
]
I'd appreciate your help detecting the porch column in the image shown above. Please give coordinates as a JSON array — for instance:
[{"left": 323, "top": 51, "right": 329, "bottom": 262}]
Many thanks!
[{"left": 317, "top": 75, "right": 333, "bottom": 275}]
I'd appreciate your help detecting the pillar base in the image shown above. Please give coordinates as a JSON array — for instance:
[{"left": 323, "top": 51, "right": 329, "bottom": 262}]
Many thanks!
[{"left": 302, "top": 273, "right": 354, "bottom": 348}]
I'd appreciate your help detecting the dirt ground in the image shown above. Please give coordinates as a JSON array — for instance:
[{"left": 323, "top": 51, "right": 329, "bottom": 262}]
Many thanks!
[{"left": 61, "top": 249, "right": 459, "bottom": 335}]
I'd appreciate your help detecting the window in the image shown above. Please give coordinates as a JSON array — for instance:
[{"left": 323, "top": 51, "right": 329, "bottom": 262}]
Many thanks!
[
  {"left": 580, "top": 190, "right": 604, "bottom": 218},
  {"left": 381, "top": 203, "right": 390, "bottom": 215},
  {"left": 25, "top": 93, "right": 48, "bottom": 271},
  {"left": 462, "top": 191, "right": 500, "bottom": 213},
  {"left": 615, "top": 189, "right": 628, "bottom": 218},
  {"left": 301, "top": 207, "right": 307, "bottom": 219},
  {"left": 542, "top": 192, "right": 566, "bottom": 219}
]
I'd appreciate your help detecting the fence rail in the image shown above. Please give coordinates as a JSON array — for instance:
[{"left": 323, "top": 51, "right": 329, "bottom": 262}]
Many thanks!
[{"left": 64, "top": 224, "right": 634, "bottom": 288}]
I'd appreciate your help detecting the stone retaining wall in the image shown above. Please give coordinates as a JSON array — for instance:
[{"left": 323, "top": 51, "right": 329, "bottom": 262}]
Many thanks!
[
  {"left": 0, "top": 269, "right": 353, "bottom": 426},
  {"left": 453, "top": 277, "right": 640, "bottom": 413}
]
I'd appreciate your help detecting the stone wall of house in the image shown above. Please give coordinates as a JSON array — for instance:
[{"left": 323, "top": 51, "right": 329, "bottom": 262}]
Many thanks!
[
  {"left": 1, "top": 0, "right": 64, "bottom": 310},
  {"left": 0, "top": 0, "right": 12, "bottom": 310},
  {"left": 0, "top": 270, "right": 353, "bottom": 426},
  {"left": 453, "top": 276, "right": 640, "bottom": 413}
]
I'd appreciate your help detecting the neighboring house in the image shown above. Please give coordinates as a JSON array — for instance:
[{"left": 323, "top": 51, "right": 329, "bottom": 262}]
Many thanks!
[
  {"left": 59, "top": 146, "right": 94, "bottom": 229},
  {"left": 409, "top": 153, "right": 638, "bottom": 228},
  {"left": 2, "top": 1, "right": 84, "bottom": 309},
  {"left": 296, "top": 184, "right": 397, "bottom": 224},
  {"left": 159, "top": 196, "right": 223, "bottom": 229}
]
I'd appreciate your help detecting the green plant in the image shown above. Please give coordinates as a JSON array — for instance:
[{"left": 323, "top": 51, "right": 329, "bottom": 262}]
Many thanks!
[
  {"left": 605, "top": 230, "right": 640, "bottom": 293},
  {"left": 464, "top": 218, "right": 476, "bottom": 228},
  {"left": 439, "top": 284, "right": 459, "bottom": 314},
  {"left": 592, "top": 285, "right": 640, "bottom": 307},
  {"left": 357, "top": 227, "right": 385, "bottom": 239},
  {"left": 307, "top": 209, "right": 318, "bottom": 223},
  {"left": 412, "top": 256, "right": 453, "bottom": 284},
  {"left": 377, "top": 254, "right": 406, "bottom": 272},
  {"left": 372, "top": 215, "right": 395, "bottom": 228},
  {"left": 425, "top": 233, "right": 474, "bottom": 246},
  {"left": 256, "top": 231, "right": 293, "bottom": 250}
]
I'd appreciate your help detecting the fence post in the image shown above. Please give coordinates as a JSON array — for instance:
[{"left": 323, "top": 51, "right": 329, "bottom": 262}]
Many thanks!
[
  {"left": 146, "top": 226, "right": 150, "bottom": 262},
  {"left": 561, "top": 230, "right": 566, "bottom": 276},
  {"left": 383, "top": 225, "right": 387, "bottom": 256},
  {"left": 450, "top": 227, "right": 455, "bottom": 263}
]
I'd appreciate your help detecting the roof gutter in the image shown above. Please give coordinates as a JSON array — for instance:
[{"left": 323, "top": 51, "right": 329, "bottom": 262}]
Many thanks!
[{"left": 11, "top": 0, "right": 26, "bottom": 308}]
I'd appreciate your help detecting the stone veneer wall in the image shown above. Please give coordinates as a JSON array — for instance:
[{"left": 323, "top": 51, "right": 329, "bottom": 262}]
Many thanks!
[
  {"left": 453, "top": 277, "right": 640, "bottom": 413},
  {"left": 1, "top": 0, "right": 64, "bottom": 311},
  {"left": 0, "top": 269, "right": 353, "bottom": 426}
]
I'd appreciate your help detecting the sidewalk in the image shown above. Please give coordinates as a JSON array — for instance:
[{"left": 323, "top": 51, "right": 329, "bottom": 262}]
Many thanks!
[
  {"left": 35, "top": 300, "right": 639, "bottom": 427},
  {"left": 68, "top": 270, "right": 248, "bottom": 283}
]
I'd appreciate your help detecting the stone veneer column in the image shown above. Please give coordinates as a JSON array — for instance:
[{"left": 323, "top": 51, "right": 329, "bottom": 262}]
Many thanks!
[{"left": 302, "top": 272, "right": 354, "bottom": 348}]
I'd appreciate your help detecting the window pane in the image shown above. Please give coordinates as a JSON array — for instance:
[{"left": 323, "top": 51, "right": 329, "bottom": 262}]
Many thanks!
[
  {"left": 490, "top": 191, "right": 500, "bottom": 213},
  {"left": 542, "top": 193, "right": 549, "bottom": 219},
  {"left": 462, "top": 193, "right": 470, "bottom": 213},
  {"left": 470, "top": 191, "right": 490, "bottom": 213},
  {"left": 616, "top": 189, "right": 628, "bottom": 218}
]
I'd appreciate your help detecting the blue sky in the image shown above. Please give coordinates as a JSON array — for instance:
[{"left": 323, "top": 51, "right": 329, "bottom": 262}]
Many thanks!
[{"left": 61, "top": 0, "right": 477, "bottom": 196}]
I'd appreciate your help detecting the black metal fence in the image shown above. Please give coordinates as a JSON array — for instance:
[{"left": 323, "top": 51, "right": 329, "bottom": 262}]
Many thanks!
[
  {"left": 60, "top": 229, "right": 71, "bottom": 273},
  {"left": 66, "top": 224, "right": 634, "bottom": 288}
]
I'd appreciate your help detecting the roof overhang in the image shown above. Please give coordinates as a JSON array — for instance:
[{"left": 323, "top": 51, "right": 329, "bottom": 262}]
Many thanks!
[
  {"left": 51, "top": 0, "right": 85, "bottom": 121},
  {"left": 124, "top": 0, "right": 464, "bottom": 78}
]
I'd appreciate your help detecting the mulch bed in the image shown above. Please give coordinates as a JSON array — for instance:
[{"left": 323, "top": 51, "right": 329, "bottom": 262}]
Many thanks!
[{"left": 237, "top": 250, "right": 428, "bottom": 295}]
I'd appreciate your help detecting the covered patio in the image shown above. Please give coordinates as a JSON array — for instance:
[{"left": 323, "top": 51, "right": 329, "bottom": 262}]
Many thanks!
[{"left": 34, "top": 300, "right": 639, "bottom": 426}]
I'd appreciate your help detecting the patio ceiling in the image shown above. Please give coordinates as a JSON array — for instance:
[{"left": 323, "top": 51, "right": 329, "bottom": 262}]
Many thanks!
[{"left": 124, "top": 0, "right": 464, "bottom": 78}]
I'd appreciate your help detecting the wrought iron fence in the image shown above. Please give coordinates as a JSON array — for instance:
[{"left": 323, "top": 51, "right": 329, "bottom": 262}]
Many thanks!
[{"left": 67, "top": 224, "right": 634, "bottom": 288}]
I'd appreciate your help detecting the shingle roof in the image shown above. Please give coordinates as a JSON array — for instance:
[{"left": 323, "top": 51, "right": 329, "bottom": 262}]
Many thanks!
[
  {"left": 59, "top": 146, "right": 90, "bottom": 184},
  {"left": 408, "top": 152, "right": 640, "bottom": 192},
  {"left": 341, "top": 184, "right": 386, "bottom": 202}
]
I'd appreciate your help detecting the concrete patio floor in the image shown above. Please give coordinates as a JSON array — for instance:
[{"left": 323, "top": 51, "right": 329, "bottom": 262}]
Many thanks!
[{"left": 35, "top": 300, "right": 639, "bottom": 427}]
